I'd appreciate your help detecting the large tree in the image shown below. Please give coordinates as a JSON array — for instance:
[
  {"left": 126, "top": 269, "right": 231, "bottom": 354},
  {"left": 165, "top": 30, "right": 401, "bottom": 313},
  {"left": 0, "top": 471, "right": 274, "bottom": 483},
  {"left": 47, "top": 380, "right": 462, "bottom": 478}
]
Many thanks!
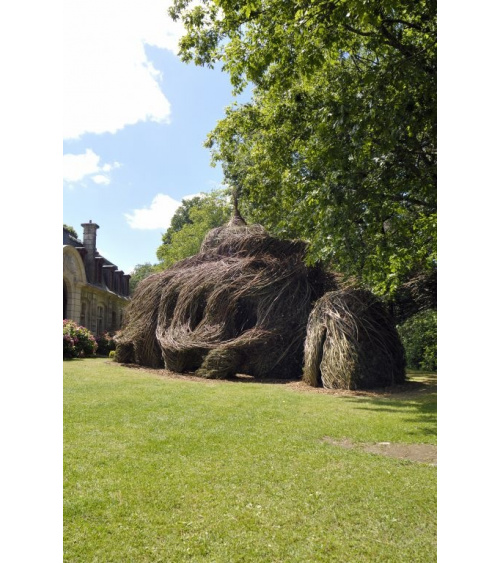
[
  {"left": 169, "top": 0, "right": 436, "bottom": 294},
  {"left": 129, "top": 262, "right": 159, "bottom": 294},
  {"left": 160, "top": 195, "right": 204, "bottom": 247},
  {"left": 156, "top": 189, "right": 232, "bottom": 268}
]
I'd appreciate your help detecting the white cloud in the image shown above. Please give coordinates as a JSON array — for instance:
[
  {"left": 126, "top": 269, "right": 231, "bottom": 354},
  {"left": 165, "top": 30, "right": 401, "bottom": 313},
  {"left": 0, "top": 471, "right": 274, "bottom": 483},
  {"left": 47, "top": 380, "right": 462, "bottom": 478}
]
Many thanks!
[
  {"left": 64, "top": 0, "right": 185, "bottom": 139},
  {"left": 92, "top": 175, "right": 111, "bottom": 185},
  {"left": 125, "top": 192, "right": 200, "bottom": 230},
  {"left": 63, "top": 149, "right": 120, "bottom": 185}
]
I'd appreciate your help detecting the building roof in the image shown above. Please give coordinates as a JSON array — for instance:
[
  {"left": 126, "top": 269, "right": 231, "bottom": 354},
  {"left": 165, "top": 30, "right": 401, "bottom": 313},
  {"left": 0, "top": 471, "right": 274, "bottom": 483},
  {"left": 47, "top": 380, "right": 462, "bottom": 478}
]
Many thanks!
[
  {"left": 63, "top": 226, "right": 121, "bottom": 269},
  {"left": 63, "top": 227, "right": 82, "bottom": 248}
]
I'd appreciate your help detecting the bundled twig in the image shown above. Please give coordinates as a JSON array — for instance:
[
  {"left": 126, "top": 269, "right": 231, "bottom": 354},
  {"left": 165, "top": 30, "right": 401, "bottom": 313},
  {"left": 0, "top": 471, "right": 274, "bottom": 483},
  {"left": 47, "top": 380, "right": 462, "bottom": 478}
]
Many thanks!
[{"left": 303, "top": 288, "right": 406, "bottom": 389}]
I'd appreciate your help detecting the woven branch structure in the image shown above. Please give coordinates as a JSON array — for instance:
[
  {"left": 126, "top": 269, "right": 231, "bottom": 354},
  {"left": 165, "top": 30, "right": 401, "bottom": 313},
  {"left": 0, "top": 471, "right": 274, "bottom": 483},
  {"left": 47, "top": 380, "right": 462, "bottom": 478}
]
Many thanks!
[
  {"left": 116, "top": 216, "right": 334, "bottom": 379},
  {"left": 303, "top": 288, "right": 406, "bottom": 389},
  {"left": 116, "top": 215, "right": 405, "bottom": 388}
]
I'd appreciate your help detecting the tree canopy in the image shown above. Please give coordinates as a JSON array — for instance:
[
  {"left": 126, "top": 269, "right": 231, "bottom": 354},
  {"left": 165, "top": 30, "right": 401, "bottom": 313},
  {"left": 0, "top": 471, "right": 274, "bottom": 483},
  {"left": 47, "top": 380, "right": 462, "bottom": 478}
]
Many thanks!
[
  {"left": 156, "top": 190, "right": 232, "bottom": 268},
  {"left": 169, "top": 0, "right": 436, "bottom": 294},
  {"left": 160, "top": 195, "right": 204, "bottom": 247},
  {"left": 63, "top": 224, "right": 78, "bottom": 238},
  {"left": 129, "top": 262, "right": 159, "bottom": 294}
]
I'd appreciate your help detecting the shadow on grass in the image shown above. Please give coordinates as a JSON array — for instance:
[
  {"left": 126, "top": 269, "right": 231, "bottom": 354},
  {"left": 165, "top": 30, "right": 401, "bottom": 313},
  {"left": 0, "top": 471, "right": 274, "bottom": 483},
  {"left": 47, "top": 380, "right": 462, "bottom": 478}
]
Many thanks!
[
  {"left": 117, "top": 361, "right": 436, "bottom": 435},
  {"left": 345, "top": 397, "right": 436, "bottom": 436},
  {"left": 120, "top": 363, "right": 436, "bottom": 395},
  {"left": 341, "top": 373, "right": 437, "bottom": 436},
  {"left": 120, "top": 362, "right": 300, "bottom": 385},
  {"left": 64, "top": 356, "right": 108, "bottom": 362}
]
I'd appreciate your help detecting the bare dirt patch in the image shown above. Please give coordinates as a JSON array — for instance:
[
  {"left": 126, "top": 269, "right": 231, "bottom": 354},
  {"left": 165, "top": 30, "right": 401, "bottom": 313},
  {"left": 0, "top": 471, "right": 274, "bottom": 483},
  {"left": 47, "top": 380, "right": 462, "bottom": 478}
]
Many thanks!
[{"left": 322, "top": 437, "right": 437, "bottom": 465}]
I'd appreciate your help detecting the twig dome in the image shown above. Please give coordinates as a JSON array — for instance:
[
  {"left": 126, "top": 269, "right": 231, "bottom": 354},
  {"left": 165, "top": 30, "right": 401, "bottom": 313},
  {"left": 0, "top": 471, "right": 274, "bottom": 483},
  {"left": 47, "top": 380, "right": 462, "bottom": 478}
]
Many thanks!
[
  {"left": 116, "top": 214, "right": 406, "bottom": 389},
  {"left": 116, "top": 218, "right": 334, "bottom": 379}
]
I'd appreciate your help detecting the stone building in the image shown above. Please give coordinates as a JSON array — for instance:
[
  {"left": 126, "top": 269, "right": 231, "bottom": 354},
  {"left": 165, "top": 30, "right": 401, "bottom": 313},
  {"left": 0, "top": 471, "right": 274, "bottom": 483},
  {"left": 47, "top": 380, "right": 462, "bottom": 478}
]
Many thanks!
[{"left": 63, "top": 221, "right": 131, "bottom": 334}]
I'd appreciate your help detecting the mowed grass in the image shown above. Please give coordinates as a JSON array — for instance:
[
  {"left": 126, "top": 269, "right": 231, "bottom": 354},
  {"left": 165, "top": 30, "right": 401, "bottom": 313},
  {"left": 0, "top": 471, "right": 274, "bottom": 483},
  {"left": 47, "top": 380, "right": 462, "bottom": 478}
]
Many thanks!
[{"left": 64, "top": 358, "right": 436, "bottom": 562}]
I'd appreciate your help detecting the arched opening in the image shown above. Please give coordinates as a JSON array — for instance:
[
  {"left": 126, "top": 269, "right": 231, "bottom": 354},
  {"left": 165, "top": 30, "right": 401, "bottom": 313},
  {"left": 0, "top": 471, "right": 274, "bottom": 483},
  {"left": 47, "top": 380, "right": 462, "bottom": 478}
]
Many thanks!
[
  {"left": 234, "top": 298, "right": 258, "bottom": 335},
  {"left": 189, "top": 295, "right": 207, "bottom": 330}
]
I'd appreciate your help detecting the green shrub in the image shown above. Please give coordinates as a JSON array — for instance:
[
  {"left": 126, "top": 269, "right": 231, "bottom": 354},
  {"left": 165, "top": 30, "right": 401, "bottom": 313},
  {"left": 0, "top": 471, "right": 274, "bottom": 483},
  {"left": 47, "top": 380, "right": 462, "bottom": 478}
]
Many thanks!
[
  {"left": 109, "top": 350, "right": 116, "bottom": 359},
  {"left": 63, "top": 319, "right": 97, "bottom": 359},
  {"left": 397, "top": 310, "right": 437, "bottom": 371}
]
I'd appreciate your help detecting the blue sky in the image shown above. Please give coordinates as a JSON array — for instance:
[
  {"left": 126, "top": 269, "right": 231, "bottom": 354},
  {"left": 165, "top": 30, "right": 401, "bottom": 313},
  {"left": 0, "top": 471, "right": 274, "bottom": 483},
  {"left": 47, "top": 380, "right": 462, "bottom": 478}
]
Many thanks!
[{"left": 63, "top": 0, "right": 241, "bottom": 274}]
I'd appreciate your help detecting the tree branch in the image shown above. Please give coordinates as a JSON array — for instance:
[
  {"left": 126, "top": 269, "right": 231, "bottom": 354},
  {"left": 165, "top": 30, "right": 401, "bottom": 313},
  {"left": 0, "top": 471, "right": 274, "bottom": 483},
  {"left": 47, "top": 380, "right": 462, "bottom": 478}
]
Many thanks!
[{"left": 381, "top": 18, "right": 424, "bottom": 31}]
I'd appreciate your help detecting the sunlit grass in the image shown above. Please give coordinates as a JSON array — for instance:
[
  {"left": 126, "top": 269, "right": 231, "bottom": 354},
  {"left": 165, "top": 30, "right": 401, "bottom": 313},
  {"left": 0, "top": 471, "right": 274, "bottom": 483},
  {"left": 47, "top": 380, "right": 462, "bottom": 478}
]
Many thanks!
[{"left": 64, "top": 358, "right": 436, "bottom": 562}]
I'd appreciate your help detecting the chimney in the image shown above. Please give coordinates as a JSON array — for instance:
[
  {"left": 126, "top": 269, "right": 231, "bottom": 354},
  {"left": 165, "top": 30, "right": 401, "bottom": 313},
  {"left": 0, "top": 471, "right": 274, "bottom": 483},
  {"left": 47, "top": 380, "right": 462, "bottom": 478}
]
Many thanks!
[{"left": 81, "top": 220, "right": 100, "bottom": 283}]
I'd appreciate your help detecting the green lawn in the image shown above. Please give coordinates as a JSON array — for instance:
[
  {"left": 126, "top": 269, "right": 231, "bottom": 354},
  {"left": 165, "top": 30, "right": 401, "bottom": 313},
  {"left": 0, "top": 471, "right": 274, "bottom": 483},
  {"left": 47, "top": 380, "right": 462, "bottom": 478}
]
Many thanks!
[{"left": 64, "top": 358, "right": 436, "bottom": 562}]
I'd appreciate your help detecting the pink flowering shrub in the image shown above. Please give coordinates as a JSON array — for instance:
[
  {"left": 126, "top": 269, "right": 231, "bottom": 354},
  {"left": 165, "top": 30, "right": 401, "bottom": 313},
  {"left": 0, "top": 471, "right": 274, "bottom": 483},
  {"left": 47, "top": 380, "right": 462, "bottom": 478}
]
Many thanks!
[{"left": 63, "top": 319, "right": 97, "bottom": 359}]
